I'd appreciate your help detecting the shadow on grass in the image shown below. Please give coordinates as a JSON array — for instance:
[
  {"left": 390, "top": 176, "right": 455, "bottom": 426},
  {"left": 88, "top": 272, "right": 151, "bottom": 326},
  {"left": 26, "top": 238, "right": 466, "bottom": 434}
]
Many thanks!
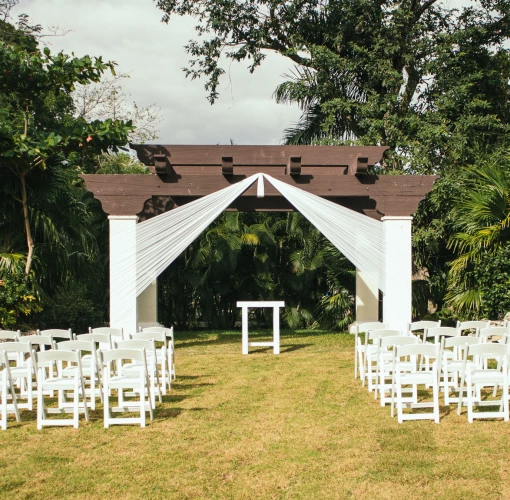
[
  {"left": 247, "top": 343, "right": 312, "bottom": 354},
  {"left": 175, "top": 329, "right": 347, "bottom": 349}
]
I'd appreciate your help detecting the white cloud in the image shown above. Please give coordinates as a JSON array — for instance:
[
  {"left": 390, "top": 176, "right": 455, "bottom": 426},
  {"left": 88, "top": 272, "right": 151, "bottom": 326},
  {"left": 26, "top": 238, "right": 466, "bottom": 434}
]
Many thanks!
[
  {"left": 13, "top": 0, "right": 480, "bottom": 145},
  {"left": 14, "top": 0, "right": 302, "bottom": 145}
]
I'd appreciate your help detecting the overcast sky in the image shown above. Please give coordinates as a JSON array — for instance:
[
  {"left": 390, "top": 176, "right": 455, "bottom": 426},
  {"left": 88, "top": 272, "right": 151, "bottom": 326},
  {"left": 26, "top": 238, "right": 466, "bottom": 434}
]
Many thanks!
[{"left": 14, "top": 0, "right": 473, "bottom": 145}]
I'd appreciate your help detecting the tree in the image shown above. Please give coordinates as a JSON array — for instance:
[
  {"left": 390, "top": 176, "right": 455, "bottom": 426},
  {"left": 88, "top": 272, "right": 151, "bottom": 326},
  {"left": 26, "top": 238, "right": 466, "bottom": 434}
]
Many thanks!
[
  {"left": 446, "top": 151, "right": 510, "bottom": 316},
  {"left": 157, "top": 1, "right": 509, "bottom": 167},
  {"left": 0, "top": 28, "right": 133, "bottom": 276},
  {"left": 73, "top": 72, "right": 162, "bottom": 144}
]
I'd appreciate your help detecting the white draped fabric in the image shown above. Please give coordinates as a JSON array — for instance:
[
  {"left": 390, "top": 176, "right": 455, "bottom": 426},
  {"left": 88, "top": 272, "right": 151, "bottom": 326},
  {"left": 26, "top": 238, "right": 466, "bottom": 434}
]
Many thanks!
[
  {"left": 262, "top": 174, "right": 389, "bottom": 292},
  {"left": 112, "top": 173, "right": 395, "bottom": 320}
]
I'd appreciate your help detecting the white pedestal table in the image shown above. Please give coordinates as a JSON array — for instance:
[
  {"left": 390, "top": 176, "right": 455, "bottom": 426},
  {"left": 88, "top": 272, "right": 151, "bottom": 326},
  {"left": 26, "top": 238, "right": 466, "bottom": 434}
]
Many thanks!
[{"left": 236, "top": 301, "right": 285, "bottom": 355}]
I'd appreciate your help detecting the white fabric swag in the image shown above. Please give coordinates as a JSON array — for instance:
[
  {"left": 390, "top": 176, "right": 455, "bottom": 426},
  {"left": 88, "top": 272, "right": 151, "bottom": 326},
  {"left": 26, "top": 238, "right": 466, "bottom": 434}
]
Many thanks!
[{"left": 112, "top": 173, "right": 396, "bottom": 312}]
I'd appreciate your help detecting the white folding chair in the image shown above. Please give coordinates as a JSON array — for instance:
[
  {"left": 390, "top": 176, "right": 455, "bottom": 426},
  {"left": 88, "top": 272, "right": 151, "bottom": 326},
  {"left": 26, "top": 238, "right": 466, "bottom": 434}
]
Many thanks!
[
  {"left": 408, "top": 320, "right": 440, "bottom": 338},
  {"left": 38, "top": 328, "right": 73, "bottom": 341},
  {"left": 90, "top": 327, "right": 124, "bottom": 342},
  {"left": 57, "top": 340, "right": 103, "bottom": 410},
  {"left": 374, "top": 335, "right": 419, "bottom": 407},
  {"left": 1, "top": 351, "right": 20, "bottom": 430},
  {"left": 19, "top": 335, "right": 56, "bottom": 393},
  {"left": 421, "top": 327, "right": 460, "bottom": 373},
  {"left": 115, "top": 339, "right": 162, "bottom": 407},
  {"left": 131, "top": 331, "right": 171, "bottom": 392},
  {"left": 363, "top": 330, "right": 402, "bottom": 392},
  {"left": 140, "top": 326, "right": 175, "bottom": 380},
  {"left": 352, "top": 322, "right": 388, "bottom": 380},
  {"left": 0, "top": 342, "right": 35, "bottom": 410},
  {"left": 391, "top": 343, "right": 440, "bottom": 423},
  {"left": 102, "top": 348, "right": 154, "bottom": 428},
  {"left": 478, "top": 327, "right": 510, "bottom": 343},
  {"left": 75, "top": 333, "right": 112, "bottom": 371},
  {"left": 0, "top": 330, "right": 21, "bottom": 359},
  {"left": 35, "top": 350, "right": 89, "bottom": 429},
  {"left": 457, "top": 343, "right": 510, "bottom": 423},
  {"left": 457, "top": 320, "right": 490, "bottom": 336},
  {"left": 440, "top": 336, "right": 481, "bottom": 405}
]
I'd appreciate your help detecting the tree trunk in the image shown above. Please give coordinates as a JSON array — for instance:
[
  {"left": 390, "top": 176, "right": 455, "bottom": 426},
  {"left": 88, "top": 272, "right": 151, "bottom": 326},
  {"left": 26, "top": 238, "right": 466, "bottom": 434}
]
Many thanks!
[{"left": 20, "top": 172, "right": 35, "bottom": 275}]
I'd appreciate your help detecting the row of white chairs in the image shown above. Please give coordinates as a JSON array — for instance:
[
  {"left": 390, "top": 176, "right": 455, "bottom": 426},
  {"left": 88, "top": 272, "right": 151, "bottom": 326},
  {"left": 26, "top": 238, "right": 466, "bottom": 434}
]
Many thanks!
[
  {"left": 0, "top": 326, "right": 176, "bottom": 382},
  {"left": 0, "top": 326, "right": 175, "bottom": 430},
  {"left": 352, "top": 321, "right": 510, "bottom": 424}
]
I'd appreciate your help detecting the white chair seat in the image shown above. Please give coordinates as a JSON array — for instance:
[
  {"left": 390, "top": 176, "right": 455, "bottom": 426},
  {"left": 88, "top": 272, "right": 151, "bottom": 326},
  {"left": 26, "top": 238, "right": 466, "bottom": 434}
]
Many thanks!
[{"left": 40, "top": 377, "right": 80, "bottom": 391}]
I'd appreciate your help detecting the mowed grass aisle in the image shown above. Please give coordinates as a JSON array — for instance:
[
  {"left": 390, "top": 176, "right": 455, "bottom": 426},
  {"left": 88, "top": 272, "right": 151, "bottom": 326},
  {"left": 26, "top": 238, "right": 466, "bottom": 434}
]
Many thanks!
[{"left": 2, "top": 330, "right": 510, "bottom": 499}]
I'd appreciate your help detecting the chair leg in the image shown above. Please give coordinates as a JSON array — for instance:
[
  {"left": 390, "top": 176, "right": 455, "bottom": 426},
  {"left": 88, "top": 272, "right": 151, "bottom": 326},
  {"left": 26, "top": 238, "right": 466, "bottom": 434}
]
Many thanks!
[
  {"left": 1, "top": 372, "right": 8, "bottom": 430},
  {"left": 103, "top": 382, "right": 110, "bottom": 429},
  {"left": 433, "top": 378, "right": 440, "bottom": 423},
  {"left": 467, "top": 374, "right": 473, "bottom": 423},
  {"left": 504, "top": 379, "right": 509, "bottom": 422},
  {"left": 396, "top": 374, "right": 403, "bottom": 424},
  {"left": 37, "top": 384, "right": 44, "bottom": 430},
  {"left": 140, "top": 375, "right": 146, "bottom": 428},
  {"left": 81, "top": 377, "right": 89, "bottom": 423}
]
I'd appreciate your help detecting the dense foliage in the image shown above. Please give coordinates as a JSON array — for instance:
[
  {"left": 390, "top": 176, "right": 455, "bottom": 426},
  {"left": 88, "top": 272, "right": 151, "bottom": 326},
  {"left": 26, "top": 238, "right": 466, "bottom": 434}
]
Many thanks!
[
  {"left": 158, "top": 212, "right": 355, "bottom": 330},
  {"left": 0, "top": 13, "right": 133, "bottom": 330}
]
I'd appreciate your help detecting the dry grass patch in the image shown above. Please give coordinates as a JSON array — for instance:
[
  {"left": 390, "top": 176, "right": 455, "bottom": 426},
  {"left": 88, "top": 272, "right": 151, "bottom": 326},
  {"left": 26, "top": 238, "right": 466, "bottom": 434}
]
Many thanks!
[{"left": 2, "top": 330, "right": 510, "bottom": 499}]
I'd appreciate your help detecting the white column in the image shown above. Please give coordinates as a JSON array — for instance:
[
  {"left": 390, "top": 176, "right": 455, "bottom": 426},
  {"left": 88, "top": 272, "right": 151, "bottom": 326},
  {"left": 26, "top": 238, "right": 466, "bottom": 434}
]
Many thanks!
[
  {"left": 381, "top": 216, "right": 413, "bottom": 333},
  {"left": 137, "top": 280, "right": 158, "bottom": 326},
  {"left": 109, "top": 215, "right": 138, "bottom": 336},
  {"left": 355, "top": 269, "right": 379, "bottom": 322}
]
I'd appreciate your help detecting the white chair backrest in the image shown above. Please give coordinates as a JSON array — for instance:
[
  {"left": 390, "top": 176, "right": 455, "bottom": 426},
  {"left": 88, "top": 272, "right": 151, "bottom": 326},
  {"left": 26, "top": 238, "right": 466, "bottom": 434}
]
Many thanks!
[
  {"left": 0, "top": 330, "right": 20, "bottom": 340},
  {"left": 357, "top": 322, "right": 387, "bottom": 334},
  {"left": 0, "top": 341, "right": 31, "bottom": 354},
  {"left": 37, "top": 349, "right": 80, "bottom": 365},
  {"left": 466, "top": 343, "right": 510, "bottom": 366},
  {"left": 75, "top": 333, "right": 112, "bottom": 349},
  {"left": 380, "top": 336, "right": 418, "bottom": 349},
  {"left": 56, "top": 340, "right": 96, "bottom": 352},
  {"left": 457, "top": 320, "right": 490, "bottom": 332},
  {"left": 90, "top": 327, "right": 123, "bottom": 339},
  {"left": 442, "top": 336, "right": 481, "bottom": 349},
  {"left": 141, "top": 326, "right": 173, "bottom": 337},
  {"left": 479, "top": 327, "right": 510, "bottom": 342},
  {"left": 102, "top": 348, "right": 146, "bottom": 364},
  {"left": 396, "top": 343, "right": 439, "bottom": 360},
  {"left": 366, "top": 329, "right": 401, "bottom": 344},
  {"left": 38, "top": 329, "right": 72, "bottom": 340},
  {"left": 131, "top": 331, "right": 166, "bottom": 343},
  {"left": 409, "top": 321, "right": 440, "bottom": 332},
  {"left": 115, "top": 339, "right": 155, "bottom": 353},
  {"left": 441, "top": 336, "right": 481, "bottom": 360},
  {"left": 424, "top": 327, "right": 460, "bottom": 343},
  {"left": 18, "top": 334, "right": 54, "bottom": 349}
]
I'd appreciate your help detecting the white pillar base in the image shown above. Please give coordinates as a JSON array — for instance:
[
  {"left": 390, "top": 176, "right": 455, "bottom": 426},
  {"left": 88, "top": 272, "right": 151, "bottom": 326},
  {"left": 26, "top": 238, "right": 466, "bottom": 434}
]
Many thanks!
[
  {"left": 109, "top": 215, "right": 138, "bottom": 336},
  {"left": 382, "top": 216, "right": 413, "bottom": 333},
  {"left": 355, "top": 269, "right": 379, "bottom": 322},
  {"left": 137, "top": 280, "right": 158, "bottom": 327}
]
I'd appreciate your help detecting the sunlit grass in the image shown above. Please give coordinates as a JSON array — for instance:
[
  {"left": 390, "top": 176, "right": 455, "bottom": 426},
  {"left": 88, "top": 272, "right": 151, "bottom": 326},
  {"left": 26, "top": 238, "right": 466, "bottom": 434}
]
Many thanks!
[{"left": 2, "top": 329, "right": 510, "bottom": 499}]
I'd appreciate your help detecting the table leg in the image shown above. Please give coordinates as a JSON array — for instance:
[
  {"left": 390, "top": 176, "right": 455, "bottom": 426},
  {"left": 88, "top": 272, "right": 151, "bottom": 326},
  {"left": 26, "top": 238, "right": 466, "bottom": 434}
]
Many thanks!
[
  {"left": 242, "top": 307, "right": 249, "bottom": 355},
  {"left": 273, "top": 306, "right": 280, "bottom": 355}
]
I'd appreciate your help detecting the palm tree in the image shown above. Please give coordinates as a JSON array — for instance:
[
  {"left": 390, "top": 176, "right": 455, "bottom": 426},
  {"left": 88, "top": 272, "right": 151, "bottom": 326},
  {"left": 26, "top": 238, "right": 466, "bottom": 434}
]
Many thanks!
[{"left": 446, "top": 151, "right": 510, "bottom": 315}]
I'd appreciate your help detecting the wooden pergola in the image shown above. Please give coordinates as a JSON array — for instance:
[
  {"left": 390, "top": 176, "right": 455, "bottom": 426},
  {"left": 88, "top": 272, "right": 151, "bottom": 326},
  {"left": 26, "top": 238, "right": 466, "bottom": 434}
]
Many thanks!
[{"left": 81, "top": 145, "right": 437, "bottom": 333}]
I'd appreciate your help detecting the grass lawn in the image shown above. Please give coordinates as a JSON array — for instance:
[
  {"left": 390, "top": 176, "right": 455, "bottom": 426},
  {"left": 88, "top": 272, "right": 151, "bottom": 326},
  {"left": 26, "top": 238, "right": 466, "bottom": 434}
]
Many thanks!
[{"left": 2, "top": 329, "right": 510, "bottom": 499}]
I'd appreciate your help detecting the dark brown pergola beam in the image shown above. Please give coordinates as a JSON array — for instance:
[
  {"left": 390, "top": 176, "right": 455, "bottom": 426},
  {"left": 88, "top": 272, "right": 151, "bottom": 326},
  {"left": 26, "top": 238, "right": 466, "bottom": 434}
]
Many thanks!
[{"left": 80, "top": 145, "right": 437, "bottom": 220}]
